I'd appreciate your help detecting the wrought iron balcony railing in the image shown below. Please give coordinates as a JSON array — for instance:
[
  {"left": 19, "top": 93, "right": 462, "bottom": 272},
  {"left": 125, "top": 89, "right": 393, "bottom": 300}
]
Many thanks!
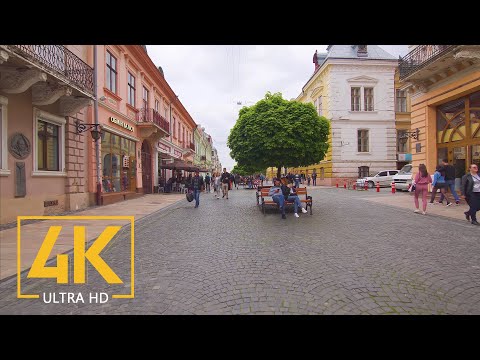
[
  {"left": 7, "top": 45, "right": 94, "bottom": 95},
  {"left": 137, "top": 108, "right": 170, "bottom": 133},
  {"left": 399, "top": 45, "right": 456, "bottom": 80}
]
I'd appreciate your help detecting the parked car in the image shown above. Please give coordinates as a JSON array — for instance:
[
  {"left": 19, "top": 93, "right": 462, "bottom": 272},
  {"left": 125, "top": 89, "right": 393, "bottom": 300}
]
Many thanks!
[
  {"left": 392, "top": 164, "right": 413, "bottom": 191},
  {"left": 356, "top": 170, "right": 399, "bottom": 188}
]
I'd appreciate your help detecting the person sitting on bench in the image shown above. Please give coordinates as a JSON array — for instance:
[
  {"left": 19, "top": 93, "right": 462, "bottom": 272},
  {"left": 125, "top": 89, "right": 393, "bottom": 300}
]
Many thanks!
[{"left": 268, "top": 178, "right": 307, "bottom": 219}]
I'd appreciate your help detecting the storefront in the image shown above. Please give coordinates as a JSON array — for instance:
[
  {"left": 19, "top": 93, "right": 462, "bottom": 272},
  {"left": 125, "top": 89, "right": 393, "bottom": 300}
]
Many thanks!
[
  {"left": 97, "top": 115, "right": 140, "bottom": 205},
  {"left": 436, "top": 91, "right": 480, "bottom": 189}
]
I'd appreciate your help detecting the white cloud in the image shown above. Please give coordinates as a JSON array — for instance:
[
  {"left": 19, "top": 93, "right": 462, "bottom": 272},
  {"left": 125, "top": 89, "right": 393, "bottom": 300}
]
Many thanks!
[{"left": 147, "top": 45, "right": 409, "bottom": 171}]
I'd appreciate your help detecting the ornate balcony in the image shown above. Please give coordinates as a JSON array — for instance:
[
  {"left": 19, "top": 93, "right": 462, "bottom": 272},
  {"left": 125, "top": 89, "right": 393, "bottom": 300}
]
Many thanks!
[
  {"left": 399, "top": 45, "right": 480, "bottom": 91},
  {"left": 1, "top": 45, "right": 94, "bottom": 96},
  {"left": 137, "top": 108, "right": 170, "bottom": 140},
  {"left": 399, "top": 45, "right": 455, "bottom": 80}
]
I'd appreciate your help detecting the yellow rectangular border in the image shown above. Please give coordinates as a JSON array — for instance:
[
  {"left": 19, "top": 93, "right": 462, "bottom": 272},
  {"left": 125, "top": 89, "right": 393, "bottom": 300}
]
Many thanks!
[{"left": 17, "top": 215, "right": 135, "bottom": 299}]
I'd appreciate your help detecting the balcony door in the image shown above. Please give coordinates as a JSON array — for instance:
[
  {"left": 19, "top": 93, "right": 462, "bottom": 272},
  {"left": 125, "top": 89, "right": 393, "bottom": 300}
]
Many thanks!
[{"left": 141, "top": 141, "right": 152, "bottom": 194}]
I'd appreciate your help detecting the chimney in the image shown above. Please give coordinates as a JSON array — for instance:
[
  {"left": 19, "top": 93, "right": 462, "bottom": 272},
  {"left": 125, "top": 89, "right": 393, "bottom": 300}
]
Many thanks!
[
  {"left": 357, "top": 45, "right": 368, "bottom": 57},
  {"left": 313, "top": 50, "right": 320, "bottom": 71}
]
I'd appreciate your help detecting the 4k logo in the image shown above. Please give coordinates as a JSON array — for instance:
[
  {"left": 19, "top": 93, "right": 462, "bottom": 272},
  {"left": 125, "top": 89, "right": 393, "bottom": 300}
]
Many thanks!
[
  {"left": 28, "top": 226, "right": 122, "bottom": 284},
  {"left": 17, "top": 216, "right": 134, "bottom": 299}
]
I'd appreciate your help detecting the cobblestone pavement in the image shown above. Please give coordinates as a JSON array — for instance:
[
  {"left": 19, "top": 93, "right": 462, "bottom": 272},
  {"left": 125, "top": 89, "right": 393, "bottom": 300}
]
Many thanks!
[{"left": 1, "top": 187, "right": 479, "bottom": 315}]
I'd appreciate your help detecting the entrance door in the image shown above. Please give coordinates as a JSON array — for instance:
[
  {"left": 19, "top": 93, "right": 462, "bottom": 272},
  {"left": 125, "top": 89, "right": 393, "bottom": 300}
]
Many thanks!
[
  {"left": 141, "top": 141, "right": 152, "bottom": 194},
  {"left": 452, "top": 146, "right": 466, "bottom": 192}
]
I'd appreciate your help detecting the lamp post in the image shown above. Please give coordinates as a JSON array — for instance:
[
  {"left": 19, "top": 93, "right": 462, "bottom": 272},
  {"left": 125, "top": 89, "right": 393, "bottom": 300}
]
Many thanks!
[{"left": 94, "top": 45, "right": 101, "bottom": 205}]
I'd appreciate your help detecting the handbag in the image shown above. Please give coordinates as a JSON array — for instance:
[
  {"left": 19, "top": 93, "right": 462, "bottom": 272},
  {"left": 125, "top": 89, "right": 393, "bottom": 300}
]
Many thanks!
[
  {"left": 409, "top": 183, "right": 416, "bottom": 192},
  {"left": 186, "top": 192, "right": 194, "bottom": 202}
]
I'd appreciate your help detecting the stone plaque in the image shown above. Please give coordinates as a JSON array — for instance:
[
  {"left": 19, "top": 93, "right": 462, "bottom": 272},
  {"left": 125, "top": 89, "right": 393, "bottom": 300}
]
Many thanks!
[
  {"left": 15, "top": 162, "right": 26, "bottom": 197},
  {"left": 44, "top": 200, "right": 58, "bottom": 207},
  {"left": 9, "top": 133, "right": 31, "bottom": 160}
]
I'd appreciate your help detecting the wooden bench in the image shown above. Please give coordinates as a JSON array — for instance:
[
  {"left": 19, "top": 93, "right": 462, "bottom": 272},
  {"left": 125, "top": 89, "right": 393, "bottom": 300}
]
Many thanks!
[
  {"left": 260, "top": 187, "right": 313, "bottom": 215},
  {"left": 256, "top": 185, "right": 272, "bottom": 205}
]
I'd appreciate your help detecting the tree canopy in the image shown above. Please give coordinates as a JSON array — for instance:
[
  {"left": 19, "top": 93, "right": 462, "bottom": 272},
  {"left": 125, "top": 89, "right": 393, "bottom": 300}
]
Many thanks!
[
  {"left": 231, "top": 163, "right": 264, "bottom": 176},
  {"left": 227, "top": 92, "right": 330, "bottom": 178}
]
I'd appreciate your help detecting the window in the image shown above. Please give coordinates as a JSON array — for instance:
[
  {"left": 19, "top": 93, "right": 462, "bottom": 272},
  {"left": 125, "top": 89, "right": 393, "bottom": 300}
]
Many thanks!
[
  {"left": 396, "top": 89, "right": 407, "bottom": 112},
  {"left": 397, "top": 130, "right": 408, "bottom": 153},
  {"left": 351, "top": 87, "right": 360, "bottom": 111},
  {"left": 358, "top": 129, "right": 369, "bottom": 152},
  {"left": 37, "top": 120, "right": 59, "bottom": 171},
  {"left": 127, "top": 72, "right": 135, "bottom": 107},
  {"left": 172, "top": 117, "right": 176, "bottom": 138},
  {"left": 358, "top": 166, "right": 370, "bottom": 178},
  {"left": 155, "top": 99, "right": 159, "bottom": 112},
  {"left": 106, "top": 51, "right": 117, "bottom": 93},
  {"left": 389, "top": 171, "right": 398, "bottom": 176},
  {"left": 377, "top": 171, "right": 388, "bottom": 177},
  {"left": 142, "top": 87, "right": 149, "bottom": 109},
  {"left": 364, "top": 88, "right": 374, "bottom": 111},
  {"left": 33, "top": 109, "right": 66, "bottom": 176}
]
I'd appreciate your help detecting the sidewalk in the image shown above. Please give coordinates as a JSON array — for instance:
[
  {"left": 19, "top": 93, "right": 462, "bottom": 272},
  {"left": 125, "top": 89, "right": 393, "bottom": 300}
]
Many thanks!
[
  {"left": 360, "top": 191, "right": 471, "bottom": 222},
  {"left": 0, "top": 193, "right": 184, "bottom": 280}
]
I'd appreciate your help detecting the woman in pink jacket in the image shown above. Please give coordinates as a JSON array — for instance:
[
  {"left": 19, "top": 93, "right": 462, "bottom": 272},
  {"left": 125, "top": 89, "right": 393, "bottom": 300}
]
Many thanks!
[{"left": 413, "top": 164, "right": 432, "bottom": 214}]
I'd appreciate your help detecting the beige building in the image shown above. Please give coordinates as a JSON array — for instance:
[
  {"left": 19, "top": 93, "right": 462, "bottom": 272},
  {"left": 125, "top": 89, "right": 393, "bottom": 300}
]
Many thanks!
[{"left": 0, "top": 45, "right": 94, "bottom": 224}]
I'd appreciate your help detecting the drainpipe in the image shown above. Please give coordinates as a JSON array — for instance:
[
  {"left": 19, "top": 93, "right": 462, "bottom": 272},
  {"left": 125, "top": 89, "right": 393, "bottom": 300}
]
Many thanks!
[{"left": 94, "top": 45, "right": 101, "bottom": 205}]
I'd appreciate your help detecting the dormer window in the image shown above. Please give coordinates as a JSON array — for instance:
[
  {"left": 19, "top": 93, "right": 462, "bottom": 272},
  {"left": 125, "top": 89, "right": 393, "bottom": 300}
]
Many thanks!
[{"left": 357, "top": 45, "right": 368, "bottom": 57}]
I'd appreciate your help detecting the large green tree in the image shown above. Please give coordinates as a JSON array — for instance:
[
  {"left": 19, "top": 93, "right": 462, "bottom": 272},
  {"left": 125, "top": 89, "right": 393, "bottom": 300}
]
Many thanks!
[
  {"left": 231, "top": 163, "right": 263, "bottom": 176},
  {"left": 228, "top": 92, "right": 330, "bottom": 178}
]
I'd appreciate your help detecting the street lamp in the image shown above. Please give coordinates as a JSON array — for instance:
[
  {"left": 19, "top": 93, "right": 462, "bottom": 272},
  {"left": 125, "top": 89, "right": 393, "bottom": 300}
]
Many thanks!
[{"left": 75, "top": 120, "right": 102, "bottom": 141}]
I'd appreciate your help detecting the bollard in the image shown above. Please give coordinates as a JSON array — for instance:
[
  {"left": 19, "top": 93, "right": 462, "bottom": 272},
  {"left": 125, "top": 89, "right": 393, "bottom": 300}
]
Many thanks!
[
  {"left": 364, "top": 180, "right": 368, "bottom": 191},
  {"left": 336, "top": 181, "right": 339, "bottom": 188},
  {"left": 391, "top": 181, "right": 396, "bottom": 194},
  {"left": 376, "top": 181, "right": 380, "bottom": 192},
  {"left": 353, "top": 182, "right": 356, "bottom": 190},
  {"left": 344, "top": 180, "right": 347, "bottom": 189}
]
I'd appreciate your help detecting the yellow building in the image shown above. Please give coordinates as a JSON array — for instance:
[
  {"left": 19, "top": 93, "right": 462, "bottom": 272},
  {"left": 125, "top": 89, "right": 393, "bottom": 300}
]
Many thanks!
[{"left": 399, "top": 45, "right": 480, "bottom": 185}]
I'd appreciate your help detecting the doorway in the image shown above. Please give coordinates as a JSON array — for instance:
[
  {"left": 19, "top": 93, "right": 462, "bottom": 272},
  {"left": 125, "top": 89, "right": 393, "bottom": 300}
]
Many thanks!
[{"left": 141, "top": 141, "right": 152, "bottom": 194}]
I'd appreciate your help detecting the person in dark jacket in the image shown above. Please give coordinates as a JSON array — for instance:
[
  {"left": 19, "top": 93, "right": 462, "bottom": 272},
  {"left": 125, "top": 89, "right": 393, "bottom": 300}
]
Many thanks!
[
  {"left": 461, "top": 163, "right": 480, "bottom": 225},
  {"left": 439, "top": 159, "right": 460, "bottom": 205},
  {"left": 191, "top": 170, "right": 204, "bottom": 208}
]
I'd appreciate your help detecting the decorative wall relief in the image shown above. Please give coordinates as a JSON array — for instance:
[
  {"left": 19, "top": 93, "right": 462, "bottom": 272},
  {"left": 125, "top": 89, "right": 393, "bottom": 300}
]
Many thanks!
[{"left": 9, "top": 133, "right": 31, "bottom": 160}]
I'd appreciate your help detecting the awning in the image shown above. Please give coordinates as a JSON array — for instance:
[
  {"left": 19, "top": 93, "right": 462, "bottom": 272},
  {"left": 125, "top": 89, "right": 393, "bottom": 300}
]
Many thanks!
[{"left": 160, "top": 159, "right": 196, "bottom": 171}]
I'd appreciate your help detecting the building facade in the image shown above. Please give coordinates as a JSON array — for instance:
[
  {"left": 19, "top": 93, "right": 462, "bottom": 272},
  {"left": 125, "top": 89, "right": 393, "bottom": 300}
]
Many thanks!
[
  {"left": 88, "top": 45, "right": 171, "bottom": 205},
  {"left": 289, "top": 45, "right": 398, "bottom": 184},
  {"left": 193, "top": 125, "right": 213, "bottom": 173},
  {"left": 399, "top": 45, "right": 480, "bottom": 188},
  {"left": 0, "top": 45, "right": 94, "bottom": 224}
]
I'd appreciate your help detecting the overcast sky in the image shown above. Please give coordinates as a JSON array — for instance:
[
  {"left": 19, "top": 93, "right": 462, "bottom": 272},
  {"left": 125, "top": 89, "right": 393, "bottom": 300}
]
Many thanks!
[{"left": 147, "top": 45, "right": 409, "bottom": 171}]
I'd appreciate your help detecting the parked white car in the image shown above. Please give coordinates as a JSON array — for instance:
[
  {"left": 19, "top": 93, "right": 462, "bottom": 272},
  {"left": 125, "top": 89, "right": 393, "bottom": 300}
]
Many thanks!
[
  {"left": 356, "top": 170, "right": 399, "bottom": 188},
  {"left": 392, "top": 164, "right": 413, "bottom": 191}
]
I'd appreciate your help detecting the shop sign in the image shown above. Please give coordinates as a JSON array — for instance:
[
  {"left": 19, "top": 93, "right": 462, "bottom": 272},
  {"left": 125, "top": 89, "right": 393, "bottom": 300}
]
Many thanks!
[
  {"left": 173, "top": 150, "right": 182, "bottom": 158},
  {"left": 110, "top": 117, "right": 134, "bottom": 132},
  {"left": 158, "top": 143, "right": 171, "bottom": 153}
]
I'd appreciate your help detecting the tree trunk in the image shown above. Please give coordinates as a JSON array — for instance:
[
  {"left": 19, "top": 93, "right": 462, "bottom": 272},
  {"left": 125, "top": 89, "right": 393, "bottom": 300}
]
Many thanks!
[{"left": 276, "top": 166, "right": 281, "bottom": 179}]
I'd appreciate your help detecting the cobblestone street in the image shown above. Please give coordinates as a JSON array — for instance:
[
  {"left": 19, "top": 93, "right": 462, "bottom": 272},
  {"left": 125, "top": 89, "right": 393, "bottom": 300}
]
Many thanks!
[{"left": 1, "top": 187, "right": 479, "bottom": 315}]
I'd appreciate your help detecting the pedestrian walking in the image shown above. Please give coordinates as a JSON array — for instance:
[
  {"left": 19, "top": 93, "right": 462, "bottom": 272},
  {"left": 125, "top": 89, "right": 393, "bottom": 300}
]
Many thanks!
[
  {"left": 235, "top": 174, "right": 240, "bottom": 189},
  {"left": 413, "top": 164, "right": 432, "bottom": 215},
  {"left": 439, "top": 159, "right": 461, "bottom": 205},
  {"left": 214, "top": 172, "right": 222, "bottom": 199},
  {"left": 429, "top": 165, "right": 452, "bottom": 206},
  {"left": 307, "top": 175, "right": 311, "bottom": 186},
  {"left": 191, "top": 170, "right": 204, "bottom": 208},
  {"left": 205, "top": 173, "right": 211, "bottom": 193},
  {"left": 221, "top": 168, "right": 230, "bottom": 199},
  {"left": 294, "top": 173, "right": 300, "bottom": 188},
  {"left": 312, "top": 171, "right": 317, "bottom": 186},
  {"left": 461, "top": 163, "right": 480, "bottom": 225}
]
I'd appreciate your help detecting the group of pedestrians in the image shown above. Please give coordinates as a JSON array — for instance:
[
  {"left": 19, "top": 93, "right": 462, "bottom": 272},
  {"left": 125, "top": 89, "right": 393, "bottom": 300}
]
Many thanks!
[
  {"left": 284, "top": 172, "right": 318, "bottom": 187},
  {"left": 268, "top": 177, "right": 308, "bottom": 219},
  {"left": 412, "top": 159, "right": 480, "bottom": 225}
]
